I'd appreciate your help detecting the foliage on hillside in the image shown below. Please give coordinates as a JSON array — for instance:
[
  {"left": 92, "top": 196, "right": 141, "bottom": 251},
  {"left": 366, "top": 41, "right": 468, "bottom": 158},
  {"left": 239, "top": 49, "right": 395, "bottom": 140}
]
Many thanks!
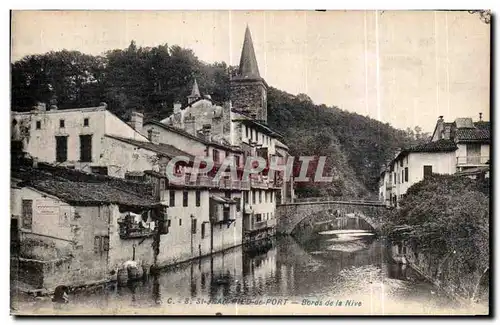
[
  {"left": 11, "top": 42, "right": 428, "bottom": 196},
  {"left": 385, "top": 174, "right": 490, "bottom": 299}
]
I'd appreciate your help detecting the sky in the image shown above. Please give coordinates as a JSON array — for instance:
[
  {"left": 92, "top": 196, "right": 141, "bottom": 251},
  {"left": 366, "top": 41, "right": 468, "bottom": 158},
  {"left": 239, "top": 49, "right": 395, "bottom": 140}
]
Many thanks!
[{"left": 11, "top": 10, "right": 491, "bottom": 132}]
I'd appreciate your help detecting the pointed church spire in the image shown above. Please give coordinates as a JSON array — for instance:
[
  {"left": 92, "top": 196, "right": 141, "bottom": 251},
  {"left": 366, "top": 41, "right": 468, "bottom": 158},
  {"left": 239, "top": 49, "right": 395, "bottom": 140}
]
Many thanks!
[
  {"left": 237, "top": 25, "right": 261, "bottom": 79},
  {"left": 187, "top": 79, "right": 201, "bottom": 104}
]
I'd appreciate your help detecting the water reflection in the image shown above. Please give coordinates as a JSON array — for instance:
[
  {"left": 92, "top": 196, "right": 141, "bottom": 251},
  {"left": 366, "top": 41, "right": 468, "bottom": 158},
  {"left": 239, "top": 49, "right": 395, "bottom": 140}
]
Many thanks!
[{"left": 14, "top": 226, "right": 467, "bottom": 314}]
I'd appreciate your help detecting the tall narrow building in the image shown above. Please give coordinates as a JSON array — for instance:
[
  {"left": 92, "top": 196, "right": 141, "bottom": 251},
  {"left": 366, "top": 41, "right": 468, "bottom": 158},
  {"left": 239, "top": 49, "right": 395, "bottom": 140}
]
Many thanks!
[{"left": 231, "top": 26, "right": 268, "bottom": 123}]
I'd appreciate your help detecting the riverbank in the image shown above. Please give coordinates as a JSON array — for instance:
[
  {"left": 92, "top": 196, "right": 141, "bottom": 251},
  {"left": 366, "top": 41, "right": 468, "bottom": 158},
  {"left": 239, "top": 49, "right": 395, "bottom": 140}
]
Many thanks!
[{"left": 384, "top": 174, "right": 490, "bottom": 310}]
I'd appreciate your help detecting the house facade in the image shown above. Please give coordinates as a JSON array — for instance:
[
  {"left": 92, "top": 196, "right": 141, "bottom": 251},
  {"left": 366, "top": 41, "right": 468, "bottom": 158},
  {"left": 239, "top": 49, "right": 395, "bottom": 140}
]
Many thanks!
[{"left": 379, "top": 114, "right": 490, "bottom": 207}]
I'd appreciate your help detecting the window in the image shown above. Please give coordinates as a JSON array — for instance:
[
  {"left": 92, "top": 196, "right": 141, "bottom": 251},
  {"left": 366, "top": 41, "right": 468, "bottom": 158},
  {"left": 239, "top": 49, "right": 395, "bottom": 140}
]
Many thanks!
[
  {"left": 201, "top": 223, "right": 206, "bottom": 239},
  {"left": 213, "top": 149, "right": 220, "bottom": 163},
  {"left": 404, "top": 167, "right": 409, "bottom": 182},
  {"left": 270, "top": 192, "right": 273, "bottom": 202},
  {"left": 255, "top": 214, "right": 262, "bottom": 222},
  {"left": 400, "top": 159, "right": 403, "bottom": 167},
  {"left": 179, "top": 218, "right": 182, "bottom": 226},
  {"left": 252, "top": 190, "right": 256, "bottom": 204},
  {"left": 235, "top": 198, "right": 241, "bottom": 212},
  {"left": 94, "top": 236, "right": 109, "bottom": 253},
  {"left": 56, "top": 136, "right": 68, "bottom": 162},
  {"left": 402, "top": 170, "right": 404, "bottom": 183},
  {"left": 21, "top": 199, "right": 33, "bottom": 230},
  {"left": 423, "top": 165, "right": 433, "bottom": 179},
  {"left": 259, "top": 191, "right": 262, "bottom": 203},
  {"left": 196, "top": 190, "right": 201, "bottom": 207},
  {"left": 183, "top": 191, "right": 188, "bottom": 207},
  {"left": 265, "top": 192, "right": 268, "bottom": 203},
  {"left": 79, "top": 134, "right": 92, "bottom": 162},
  {"left": 225, "top": 191, "right": 231, "bottom": 199},
  {"left": 223, "top": 207, "right": 230, "bottom": 221},
  {"left": 191, "top": 218, "right": 197, "bottom": 234},
  {"left": 59, "top": 119, "right": 65, "bottom": 128},
  {"left": 160, "top": 179, "right": 165, "bottom": 191},
  {"left": 83, "top": 118, "right": 89, "bottom": 127},
  {"left": 169, "top": 191, "right": 175, "bottom": 207},
  {"left": 235, "top": 155, "right": 240, "bottom": 167},
  {"left": 245, "top": 126, "right": 249, "bottom": 138},
  {"left": 36, "top": 121, "right": 41, "bottom": 129},
  {"left": 244, "top": 191, "right": 249, "bottom": 205}
]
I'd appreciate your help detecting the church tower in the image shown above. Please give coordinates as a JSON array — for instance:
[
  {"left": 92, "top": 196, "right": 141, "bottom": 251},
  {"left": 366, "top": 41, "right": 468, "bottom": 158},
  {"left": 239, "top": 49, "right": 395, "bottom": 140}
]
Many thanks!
[
  {"left": 231, "top": 26, "right": 268, "bottom": 123},
  {"left": 187, "top": 79, "right": 201, "bottom": 104}
]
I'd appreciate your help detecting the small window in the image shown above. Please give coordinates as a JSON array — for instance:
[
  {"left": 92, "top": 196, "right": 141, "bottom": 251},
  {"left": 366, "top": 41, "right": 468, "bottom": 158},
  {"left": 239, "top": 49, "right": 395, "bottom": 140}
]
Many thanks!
[
  {"left": 423, "top": 165, "right": 433, "bottom": 179},
  {"left": 402, "top": 170, "right": 404, "bottom": 183},
  {"left": 179, "top": 218, "right": 182, "bottom": 226},
  {"left": 270, "top": 192, "right": 273, "bottom": 202},
  {"left": 259, "top": 191, "right": 262, "bottom": 203},
  {"left": 252, "top": 190, "right": 256, "bottom": 204},
  {"left": 235, "top": 155, "right": 240, "bottom": 167},
  {"left": 265, "top": 192, "right": 268, "bottom": 203},
  {"left": 36, "top": 121, "right": 41, "bottom": 129},
  {"left": 235, "top": 198, "right": 241, "bottom": 212},
  {"left": 191, "top": 218, "right": 197, "bottom": 234},
  {"left": 225, "top": 191, "right": 231, "bottom": 199},
  {"left": 245, "top": 126, "right": 249, "bottom": 138},
  {"left": 59, "top": 119, "right": 65, "bottom": 128},
  {"left": 213, "top": 149, "right": 220, "bottom": 163},
  {"left": 83, "top": 118, "right": 89, "bottom": 127},
  {"left": 196, "top": 190, "right": 201, "bottom": 207},
  {"left": 400, "top": 160, "right": 403, "bottom": 167},
  {"left": 183, "top": 191, "right": 188, "bottom": 207},
  {"left": 169, "top": 191, "right": 175, "bottom": 207},
  {"left": 404, "top": 167, "right": 409, "bottom": 182},
  {"left": 201, "top": 223, "right": 206, "bottom": 239},
  {"left": 160, "top": 179, "right": 165, "bottom": 190},
  {"left": 21, "top": 199, "right": 33, "bottom": 230}
]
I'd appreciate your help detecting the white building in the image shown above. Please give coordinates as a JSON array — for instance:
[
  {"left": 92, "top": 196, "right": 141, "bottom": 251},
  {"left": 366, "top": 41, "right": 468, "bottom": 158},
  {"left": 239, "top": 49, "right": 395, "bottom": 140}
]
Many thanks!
[{"left": 379, "top": 115, "right": 490, "bottom": 207}]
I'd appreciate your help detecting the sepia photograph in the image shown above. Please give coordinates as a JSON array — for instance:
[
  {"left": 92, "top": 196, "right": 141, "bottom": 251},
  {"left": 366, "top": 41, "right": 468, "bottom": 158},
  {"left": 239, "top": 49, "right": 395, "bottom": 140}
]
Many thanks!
[{"left": 9, "top": 9, "right": 491, "bottom": 316}]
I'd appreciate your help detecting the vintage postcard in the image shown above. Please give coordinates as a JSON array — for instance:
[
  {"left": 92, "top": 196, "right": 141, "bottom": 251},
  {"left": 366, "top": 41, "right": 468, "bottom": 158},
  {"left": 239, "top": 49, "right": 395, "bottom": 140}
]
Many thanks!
[{"left": 9, "top": 10, "right": 490, "bottom": 316}]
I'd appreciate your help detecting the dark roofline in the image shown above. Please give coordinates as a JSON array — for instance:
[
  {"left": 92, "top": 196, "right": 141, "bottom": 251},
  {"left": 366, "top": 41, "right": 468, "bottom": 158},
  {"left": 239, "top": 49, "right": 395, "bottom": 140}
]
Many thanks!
[
  {"left": 143, "top": 119, "right": 243, "bottom": 153},
  {"left": 394, "top": 140, "right": 458, "bottom": 161},
  {"left": 105, "top": 134, "right": 194, "bottom": 160}
]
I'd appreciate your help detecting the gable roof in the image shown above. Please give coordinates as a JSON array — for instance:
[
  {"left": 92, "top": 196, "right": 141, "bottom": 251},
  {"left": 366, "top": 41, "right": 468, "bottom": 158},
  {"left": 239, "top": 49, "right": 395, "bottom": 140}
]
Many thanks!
[
  {"left": 143, "top": 120, "right": 243, "bottom": 153},
  {"left": 105, "top": 134, "right": 194, "bottom": 160},
  {"left": 395, "top": 139, "right": 458, "bottom": 161},
  {"left": 455, "top": 128, "right": 490, "bottom": 143},
  {"left": 12, "top": 157, "right": 159, "bottom": 208}
]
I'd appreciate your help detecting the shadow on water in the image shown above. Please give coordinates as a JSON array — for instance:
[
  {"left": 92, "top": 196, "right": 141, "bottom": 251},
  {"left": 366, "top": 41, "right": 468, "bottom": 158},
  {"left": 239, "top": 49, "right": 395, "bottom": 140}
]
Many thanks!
[{"left": 13, "top": 214, "right": 463, "bottom": 314}]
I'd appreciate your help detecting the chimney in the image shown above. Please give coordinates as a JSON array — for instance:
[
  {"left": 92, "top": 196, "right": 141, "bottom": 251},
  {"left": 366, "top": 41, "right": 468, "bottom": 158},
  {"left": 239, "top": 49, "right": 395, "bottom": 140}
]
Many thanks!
[
  {"left": 202, "top": 124, "right": 212, "bottom": 141},
  {"left": 479, "top": 112, "right": 483, "bottom": 121},
  {"left": 129, "top": 111, "right": 144, "bottom": 132},
  {"left": 184, "top": 114, "right": 196, "bottom": 135},
  {"left": 99, "top": 102, "right": 108, "bottom": 109},
  {"left": 435, "top": 116, "right": 444, "bottom": 140},
  {"left": 173, "top": 103, "right": 182, "bottom": 113},
  {"left": 148, "top": 129, "right": 160, "bottom": 144}
]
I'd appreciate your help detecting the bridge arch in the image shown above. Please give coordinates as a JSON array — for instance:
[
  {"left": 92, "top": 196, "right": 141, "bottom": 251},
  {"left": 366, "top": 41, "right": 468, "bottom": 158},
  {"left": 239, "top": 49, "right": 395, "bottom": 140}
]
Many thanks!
[{"left": 276, "top": 199, "right": 388, "bottom": 235}]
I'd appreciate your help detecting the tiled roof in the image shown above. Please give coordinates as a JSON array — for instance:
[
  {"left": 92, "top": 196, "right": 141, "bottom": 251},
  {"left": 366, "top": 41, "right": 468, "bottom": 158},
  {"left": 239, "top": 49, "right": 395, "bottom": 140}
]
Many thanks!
[
  {"left": 28, "top": 179, "right": 158, "bottom": 207},
  {"left": 395, "top": 139, "right": 457, "bottom": 161},
  {"left": 11, "top": 158, "right": 159, "bottom": 207},
  {"left": 455, "top": 128, "right": 490, "bottom": 142},
  {"left": 106, "top": 134, "right": 194, "bottom": 160},
  {"left": 143, "top": 120, "right": 243, "bottom": 153},
  {"left": 407, "top": 139, "right": 458, "bottom": 153}
]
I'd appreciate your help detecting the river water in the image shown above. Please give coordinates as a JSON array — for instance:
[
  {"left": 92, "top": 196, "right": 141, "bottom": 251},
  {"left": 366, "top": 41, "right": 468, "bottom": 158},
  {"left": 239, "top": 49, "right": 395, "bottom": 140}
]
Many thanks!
[{"left": 12, "top": 225, "right": 487, "bottom": 315}]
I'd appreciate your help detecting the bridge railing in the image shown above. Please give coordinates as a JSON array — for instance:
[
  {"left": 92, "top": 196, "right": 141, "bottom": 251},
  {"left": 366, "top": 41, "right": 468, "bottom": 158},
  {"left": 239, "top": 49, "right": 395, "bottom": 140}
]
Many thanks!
[{"left": 292, "top": 197, "right": 383, "bottom": 205}]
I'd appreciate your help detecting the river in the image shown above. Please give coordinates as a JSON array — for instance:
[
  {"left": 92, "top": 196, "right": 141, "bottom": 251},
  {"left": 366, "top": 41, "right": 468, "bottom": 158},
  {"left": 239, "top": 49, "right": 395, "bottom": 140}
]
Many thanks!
[{"left": 11, "top": 223, "right": 487, "bottom": 315}]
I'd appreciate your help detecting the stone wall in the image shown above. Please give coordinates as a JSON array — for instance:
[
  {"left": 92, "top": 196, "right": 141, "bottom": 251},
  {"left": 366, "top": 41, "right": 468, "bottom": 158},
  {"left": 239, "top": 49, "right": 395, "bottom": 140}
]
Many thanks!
[{"left": 230, "top": 80, "right": 266, "bottom": 122}]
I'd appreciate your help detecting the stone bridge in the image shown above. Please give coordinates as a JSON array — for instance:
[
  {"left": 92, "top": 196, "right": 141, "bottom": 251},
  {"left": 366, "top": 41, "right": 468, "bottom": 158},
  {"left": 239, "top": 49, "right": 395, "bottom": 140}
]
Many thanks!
[{"left": 276, "top": 198, "right": 389, "bottom": 235}]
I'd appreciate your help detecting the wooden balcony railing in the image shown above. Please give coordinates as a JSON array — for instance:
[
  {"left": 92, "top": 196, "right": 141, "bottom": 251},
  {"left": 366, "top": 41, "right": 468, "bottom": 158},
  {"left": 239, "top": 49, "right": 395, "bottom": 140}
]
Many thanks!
[{"left": 456, "top": 156, "right": 489, "bottom": 166}]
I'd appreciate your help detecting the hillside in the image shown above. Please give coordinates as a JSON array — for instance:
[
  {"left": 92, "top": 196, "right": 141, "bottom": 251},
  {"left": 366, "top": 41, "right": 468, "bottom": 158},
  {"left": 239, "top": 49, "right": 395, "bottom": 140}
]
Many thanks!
[{"left": 10, "top": 42, "right": 426, "bottom": 198}]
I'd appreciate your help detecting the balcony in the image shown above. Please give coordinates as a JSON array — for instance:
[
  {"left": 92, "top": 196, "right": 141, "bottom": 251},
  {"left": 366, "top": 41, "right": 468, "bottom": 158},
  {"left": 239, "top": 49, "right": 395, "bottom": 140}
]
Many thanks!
[
  {"left": 456, "top": 156, "right": 489, "bottom": 166},
  {"left": 169, "top": 174, "right": 249, "bottom": 190}
]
